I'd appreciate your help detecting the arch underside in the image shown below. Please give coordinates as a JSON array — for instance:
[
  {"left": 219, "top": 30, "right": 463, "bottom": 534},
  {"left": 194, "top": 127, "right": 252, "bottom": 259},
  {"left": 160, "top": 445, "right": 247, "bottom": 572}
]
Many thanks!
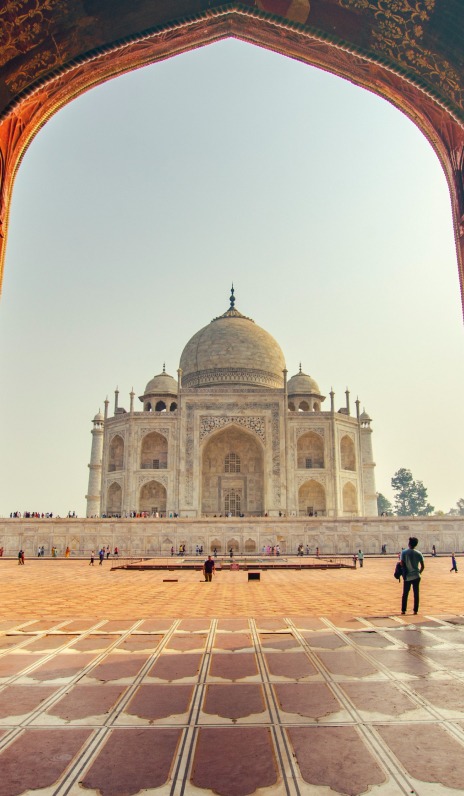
[{"left": 0, "top": 3, "right": 463, "bottom": 310}]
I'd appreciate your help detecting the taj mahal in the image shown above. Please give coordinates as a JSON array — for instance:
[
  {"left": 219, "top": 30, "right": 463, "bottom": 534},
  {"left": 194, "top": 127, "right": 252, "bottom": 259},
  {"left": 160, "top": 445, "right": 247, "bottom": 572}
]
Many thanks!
[
  {"left": 2, "top": 289, "right": 463, "bottom": 557},
  {"left": 86, "top": 288, "right": 377, "bottom": 521}
]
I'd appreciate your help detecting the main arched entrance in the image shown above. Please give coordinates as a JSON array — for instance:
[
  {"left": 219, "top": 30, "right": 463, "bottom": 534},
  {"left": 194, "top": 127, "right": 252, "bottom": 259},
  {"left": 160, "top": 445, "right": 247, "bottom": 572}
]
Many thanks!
[{"left": 201, "top": 426, "right": 264, "bottom": 516}]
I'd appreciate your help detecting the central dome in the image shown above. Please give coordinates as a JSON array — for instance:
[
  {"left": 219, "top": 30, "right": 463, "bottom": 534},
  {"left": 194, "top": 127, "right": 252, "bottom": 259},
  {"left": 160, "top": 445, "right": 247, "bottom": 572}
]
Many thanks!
[{"left": 179, "top": 290, "right": 286, "bottom": 389}]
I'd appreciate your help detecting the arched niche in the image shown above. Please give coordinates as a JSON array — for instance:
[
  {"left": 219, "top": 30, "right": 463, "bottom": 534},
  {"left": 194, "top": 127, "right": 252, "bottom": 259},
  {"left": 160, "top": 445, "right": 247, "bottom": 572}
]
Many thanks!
[
  {"left": 0, "top": 6, "right": 463, "bottom": 312},
  {"left": 139, "top": 480, "right": 167, "bottom": 514},
  {"left": 298, "top": 479, "right": 326, "bottom": 517},
  {"left": 155, "top": 400, "right": 166, "bottom": 412},
  {"left": 201, "top": 425, "right": 264, "bottom": 517},
  {"left": 107, "top": 482, "right": 122, "bottom": 515},
  {"left": 108, "top": 435, "right": 124, "bottom": 472},
  {"left": 297, "top": 431, "right": 324, "bottom": 469},
  {"left": 298, "top": 401, "right": 310, "bottom": 412},
  {"left": 342, "top": 482, "right": 358, "bottom": 514},
  {"left": 340, "top": 435, "right": 356, "bottom": 471},
  {"left": 140, "top": 431, "right": 168, "bottom": 470},
  {"left": 227, "top": 538, "right": 240, "bottom": 553},
  {"left": 244, "top": 537, "right": 256, "bottom": 554}
]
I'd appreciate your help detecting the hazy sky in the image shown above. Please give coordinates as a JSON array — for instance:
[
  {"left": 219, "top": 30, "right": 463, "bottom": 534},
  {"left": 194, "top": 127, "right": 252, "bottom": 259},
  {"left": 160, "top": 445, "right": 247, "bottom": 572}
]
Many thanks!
[{"left": 0, "top": 39, "right": 462, "bottom": 517}]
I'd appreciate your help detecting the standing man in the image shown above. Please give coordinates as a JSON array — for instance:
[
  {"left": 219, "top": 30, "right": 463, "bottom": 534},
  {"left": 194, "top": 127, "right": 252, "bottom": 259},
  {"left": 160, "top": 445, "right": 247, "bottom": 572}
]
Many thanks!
[
  {"left": 203, "top": 555, "right": 215, "bottom": 582},
  {"left": 358, "top": 549, "right": 364, "bottom": 568},
  {"left": 401, "top": 537, "right": 424, "bottom": 615}
]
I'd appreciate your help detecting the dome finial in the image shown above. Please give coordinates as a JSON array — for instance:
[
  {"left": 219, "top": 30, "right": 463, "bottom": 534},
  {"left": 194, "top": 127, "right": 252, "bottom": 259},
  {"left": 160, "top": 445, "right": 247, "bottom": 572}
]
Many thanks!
[
  {"left": 229, "top": 283, "right": 235, "bottom": 310},
  {"left": 299, "top": 362, "right": 302, "bottom": 374},
  {"left": 162, "top": 362, "right": 166, "bottom": 374}
]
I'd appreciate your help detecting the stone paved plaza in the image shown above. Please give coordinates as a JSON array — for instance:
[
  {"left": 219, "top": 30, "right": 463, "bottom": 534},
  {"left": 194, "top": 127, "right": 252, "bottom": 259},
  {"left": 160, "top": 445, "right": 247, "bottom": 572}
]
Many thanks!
[{"left": 1, "top": 556, "right": 464, "bottom": 795}]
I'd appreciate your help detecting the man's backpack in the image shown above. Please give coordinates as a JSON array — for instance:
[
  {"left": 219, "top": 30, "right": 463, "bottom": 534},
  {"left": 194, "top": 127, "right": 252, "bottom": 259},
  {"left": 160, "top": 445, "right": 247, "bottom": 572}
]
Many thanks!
[{"left": 394, "top": 561, "right": 403, "bottom": 580}]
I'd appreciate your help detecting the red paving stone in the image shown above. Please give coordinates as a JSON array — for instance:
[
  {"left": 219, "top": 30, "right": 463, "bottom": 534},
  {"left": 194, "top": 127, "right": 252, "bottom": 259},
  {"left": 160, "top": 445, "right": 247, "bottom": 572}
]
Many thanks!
[
  {"left": 47, "top": 684, "right": 126, "bottom": 721},
  {"left": 124, "top": 684, "right": 194, "bottom": 720},
  {"left": 191, "top": 727, "right": 278, "bottom": 795},
  {"left": 203, "top": 684, "right": 266, "bottom": 720},
  {"left": 209, "top": 652, "right": 258, "bottom": 681},
  {"left": 0, "top": 728, "right": 91, "bottom": 796},
  {"left": 288, "top": 725, "right": 386, "bottom": 794},
  {"left": 148, "top": 652, "right": 202, "bottom": 681},
  {"left": 274, "top": 682, "right": 342, "bottom": 719},
  {"left": 1, "top": 559, "right": 464, "bottom": 794},
  {"left": 80, "top": 728, "right": 182, "bottom": 795},
  {"left": 0, "top": 684, "right": 59, "bottom": 719}
]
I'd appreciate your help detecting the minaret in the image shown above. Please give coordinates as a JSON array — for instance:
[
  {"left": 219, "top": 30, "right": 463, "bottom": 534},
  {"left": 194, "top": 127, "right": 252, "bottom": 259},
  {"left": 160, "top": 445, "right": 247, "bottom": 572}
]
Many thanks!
[
  {"left": 86, "top": 410, "right": 104, "bottom": 517},
  {"left": 359, "top": 409, "right": 377, "bottom": 515}
]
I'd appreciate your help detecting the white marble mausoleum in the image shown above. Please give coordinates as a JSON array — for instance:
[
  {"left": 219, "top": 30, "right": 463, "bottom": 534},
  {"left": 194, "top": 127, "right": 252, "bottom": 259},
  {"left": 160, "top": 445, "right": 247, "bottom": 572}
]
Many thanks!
[{"left": 86, "top": 289, "right": 377, "bottom": 521}]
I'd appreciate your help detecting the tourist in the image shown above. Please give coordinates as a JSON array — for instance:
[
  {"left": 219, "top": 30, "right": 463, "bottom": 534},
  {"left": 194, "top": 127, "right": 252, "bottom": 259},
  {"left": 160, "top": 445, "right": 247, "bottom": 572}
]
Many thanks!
[
  {"left": 114, "top": 546, "right": 119, "bottom": 558},
  {"left": 315, "top": 547, "right": 319, "bottom": 557},
  {"left": 213, "top": 547, "right": 218, "bottom": 557},
  {"left": 89, "top": 550, "right": 95, "bottom": 566},
  {"left": 401, "top": 537, "right": 425, "bottom": 615},
  {"left": 37, "top": 546, "right": 42, "bottom": 558},
  {"left": 18, "top": 550, "right": 24, "bottom": 565},
  {"left": 65, "top": 546, "right": 70, "bottom": 558},
  {"left": 229, "top": 548, "right": 233, "bottom": 559},
  {"left": 358, "top": 549, "right": 364, "bottom": 568},
  {"left": 106, "top": 546, "right": 110, "bottom": 559},
  {"left": 203, "top": 555, "right": 215, "bottom": 582},
  {"left": 99, "top": 549, "right": 104, "bottom": 565},
  {"left": 170, "top": 546, "right": 174, "bottom": 556},
  {"left": 450, "top": 553, "right": 458, "bottom": 573}
]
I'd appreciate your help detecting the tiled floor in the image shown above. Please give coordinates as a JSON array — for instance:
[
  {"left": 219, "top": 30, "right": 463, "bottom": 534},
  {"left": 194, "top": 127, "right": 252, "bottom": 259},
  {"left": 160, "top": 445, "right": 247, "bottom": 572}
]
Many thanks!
[{"left": 1, "top": 557, "right": 464, "bottom": 794}]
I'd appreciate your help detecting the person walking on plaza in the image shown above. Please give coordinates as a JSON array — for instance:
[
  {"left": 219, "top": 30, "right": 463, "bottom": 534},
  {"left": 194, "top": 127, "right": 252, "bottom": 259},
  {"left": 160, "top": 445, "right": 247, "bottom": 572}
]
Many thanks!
[
  {"left": 358, "top": 549, "right": 364, "bottom": 568},
  {"left": 89, "top": 551, "right": 95, "bottom": 566},
  {"left": 401, "top": 537, "right": 424, "bottom": 615},
  {"left": 450, "top": 553, "right": 458, "bottom": 573},
  {"left": 99, "top": 548, "right": 104, "bottom": 565},
  {"left": 203, "top": 555, "right": 215, "bottom": 582}
]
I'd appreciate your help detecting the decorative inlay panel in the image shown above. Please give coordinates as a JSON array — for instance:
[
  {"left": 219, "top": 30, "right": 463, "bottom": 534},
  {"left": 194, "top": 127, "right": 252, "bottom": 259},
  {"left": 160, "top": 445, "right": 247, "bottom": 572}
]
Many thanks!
[
  {"left": 295, "top": 426, "right": 325, "bottom": 438},
  {"left": 200, "top": 415, "right": 265, "bottom": 442},
  {"left": 136, "top": 474, "right": 168, "bottom": 488},
  {"left": 297, "top": 474, "right": 327, "bottom": 487}
]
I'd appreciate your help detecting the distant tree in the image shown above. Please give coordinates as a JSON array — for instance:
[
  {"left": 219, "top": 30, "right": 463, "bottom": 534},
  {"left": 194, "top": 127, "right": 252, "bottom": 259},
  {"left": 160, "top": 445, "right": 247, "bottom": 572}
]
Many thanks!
[
  {"left": 377, "top": 493, "right": 392, "bottom": 515},
  {"left": 391, "top": 468, "right": 434, "bottom": 516},
  {"left": 448, "top": 498, "right": 464, "bottom": 516}
]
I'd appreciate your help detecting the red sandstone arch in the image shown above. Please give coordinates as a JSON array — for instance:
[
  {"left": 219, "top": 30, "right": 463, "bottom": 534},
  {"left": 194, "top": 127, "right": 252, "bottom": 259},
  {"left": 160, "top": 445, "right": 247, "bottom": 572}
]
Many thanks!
[{"left": 0, "top": 3, "right": 463, "bottom": 311}]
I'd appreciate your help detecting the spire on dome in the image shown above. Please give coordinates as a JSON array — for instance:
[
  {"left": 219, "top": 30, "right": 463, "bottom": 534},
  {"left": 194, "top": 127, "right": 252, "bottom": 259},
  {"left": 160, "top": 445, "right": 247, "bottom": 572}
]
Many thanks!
[
  {"left": 299, "top": 363, "right": 302, "bottom": 374},
  {"left": 213, "top": 284, "right": 253, "bottom": 322},
  {"left": 162, "top": 363, "right": 166, "bottom": 374}
]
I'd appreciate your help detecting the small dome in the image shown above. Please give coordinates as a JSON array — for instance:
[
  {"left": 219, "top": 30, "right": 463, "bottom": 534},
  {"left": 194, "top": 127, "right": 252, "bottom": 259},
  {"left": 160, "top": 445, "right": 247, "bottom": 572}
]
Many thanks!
[
  {"left": 360, "top": 409, "right": 372, "bottom": 421},
  {"left": 179, "top": 288, "right": 285, "bottom": 389},
  {"left": 93, "top": 411, "right": 104, "bottom": 422},
  {"left": 144, "top": 366, "right": 178, "bottom": 396},
  {"left": 288, "top": 366, "right": 320, "bottom": 395}
]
